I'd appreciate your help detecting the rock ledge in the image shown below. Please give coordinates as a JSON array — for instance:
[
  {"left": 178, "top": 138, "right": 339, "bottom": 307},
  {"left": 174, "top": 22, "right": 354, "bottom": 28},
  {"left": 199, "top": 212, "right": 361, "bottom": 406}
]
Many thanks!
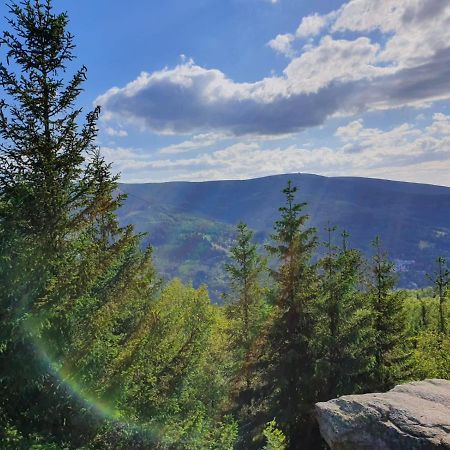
[{"left": 315, "top": 379, "right": 450, "bottom": 449}]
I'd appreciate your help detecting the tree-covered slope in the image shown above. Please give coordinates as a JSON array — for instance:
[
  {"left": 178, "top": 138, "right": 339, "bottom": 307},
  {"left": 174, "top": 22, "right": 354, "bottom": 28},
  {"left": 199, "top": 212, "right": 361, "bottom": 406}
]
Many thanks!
[{"left": 118, "top": 173, "right": 450, "bottom": 297}]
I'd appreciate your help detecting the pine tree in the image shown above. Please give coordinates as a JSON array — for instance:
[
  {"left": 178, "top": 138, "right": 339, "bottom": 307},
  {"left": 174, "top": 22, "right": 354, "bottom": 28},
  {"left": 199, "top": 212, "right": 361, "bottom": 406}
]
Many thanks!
[
  {"left": 426, "top": 256, "right": 450, "bottom": 334},
  {"left": 368, "top": 237, "right": 408, "bottom": 391},
  {"left": 224, "top": 222, "right": 267, "bottom": 440},
  {"left": 0, "top": 1, "right": 157, "bottom": 446},
  {"left": 225, "top": 223, "right": 266, "bottom": 355},
  {"left": 258, "top": 181, "right": 320, "bottom": 449},
  {"left": 315, "top": 227, "right": 373, "bottom": 400},
  {"left": 0, "top": 1, "right": 110, "bottom": 252},
  {"left": 225, "top": 222, "right": 266, "bottom": 357}
]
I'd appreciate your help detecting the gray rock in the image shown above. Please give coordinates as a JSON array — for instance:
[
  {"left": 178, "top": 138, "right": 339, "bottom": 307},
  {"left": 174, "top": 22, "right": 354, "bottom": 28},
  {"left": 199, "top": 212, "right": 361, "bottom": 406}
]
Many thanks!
[{"left": 315, "top": 379, "right": 450, "bottom": 449}]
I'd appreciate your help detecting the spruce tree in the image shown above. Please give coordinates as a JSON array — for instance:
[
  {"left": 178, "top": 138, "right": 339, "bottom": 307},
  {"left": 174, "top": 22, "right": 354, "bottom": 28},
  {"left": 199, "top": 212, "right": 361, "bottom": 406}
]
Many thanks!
[
  {"left": 0, "top": 0, "right": 110, "bottom": 252},
  {"left": 426, "top": 256, "right": 449, "bottom": 334},
  {"left": 226, "top": 223, "right": 266, "bottom": 350},
  {"left": 315, "top": 227, "right": 373, "bottom": 400},
  {"left": 224, "top": 222, "right": 267, "bottom": 445},
  {"left": 225, "top": 222, "right": 266, "bottom": 387},
  {"left": 368, "top": 237, "right": 408, "bottom": 391},
  {"left": 0, "top": 1, "right": 157, "bottom": 446},
  {"left": 258, "top": 181, "right": 320, "bottom": 449}
]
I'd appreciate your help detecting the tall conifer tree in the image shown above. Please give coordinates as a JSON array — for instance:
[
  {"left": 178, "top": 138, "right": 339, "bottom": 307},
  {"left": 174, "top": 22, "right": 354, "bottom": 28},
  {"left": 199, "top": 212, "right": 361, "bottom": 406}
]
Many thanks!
[
  {"left": 315, "top": 227, "right": 373, "bottom": 400},
  {"left": 426, "top": 256, "right": 450, "bottom": 334},
  {"left": 0, "top": 1, "right": 157, "bottom": 446},
  {"left": 258, "top": 181, "right": 320, "bottom": 449},
  {"left": 225, "top": 222, "right": 267, "bottom": 446},
  {"left": 368, "top": 237, "right": 408, "bottom": 391},
  {"left": 225, "top": 222, "right": 266, "bottom": 385}
]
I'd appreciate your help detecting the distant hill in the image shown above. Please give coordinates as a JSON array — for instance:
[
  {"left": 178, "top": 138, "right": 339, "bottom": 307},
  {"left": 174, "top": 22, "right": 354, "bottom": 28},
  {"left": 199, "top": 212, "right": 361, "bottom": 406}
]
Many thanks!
[{"left": 118, "top": 173, "right": 450, "bottom": 300}]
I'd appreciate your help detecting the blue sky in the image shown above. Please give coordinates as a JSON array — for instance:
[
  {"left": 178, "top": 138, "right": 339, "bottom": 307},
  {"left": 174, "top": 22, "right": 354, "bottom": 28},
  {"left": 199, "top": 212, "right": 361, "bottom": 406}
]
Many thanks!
[{"left": 2, "top": 0, "right": 450, "bottom": 185}]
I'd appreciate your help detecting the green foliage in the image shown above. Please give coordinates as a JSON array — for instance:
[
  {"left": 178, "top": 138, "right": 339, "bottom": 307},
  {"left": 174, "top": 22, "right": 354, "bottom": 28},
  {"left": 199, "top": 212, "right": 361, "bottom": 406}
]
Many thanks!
[
  {"left": 263, "top": 420, "right": 286, "bottom": 450},
  {"left": 265, "top": 180, "right": 317, "bottom": 265},
  {"left": 225, "top": 223, "right": 268, "bottom": 387},
  {"left": 255, "top": 181, "right": 321, "bottom": 448},
  {"left": 0, "top": 3, "right": 448, "bottom": 450},
  {"left": 367, "top": 237, "right": 410, "bottom": 390},
  {"left": 403, "top": 289, "right": 449, "bottom": 333},
  {"left": 0, "top": 0, "right": 133, "bottom": 445},
  {"left": 0, "top": 1, "right": 154, "bottom": 448},
  {"left": 403, "top": 288, "right": 450, "bottom": 380},
  {"left": 0, "top": 415, "right": 68, "bottom": 450},
  {"left": 225, "top": 222, "right": 267, "bottom": 351},
  {"left": 426, "top": 257, "right": 450, "bottom": 333},
  {"left": 409, "top": 331, "right": 450, "bottom": 379},
  {"left": 314, "top": 230, "right": 374, "bottom": 399},
  {"left": 114, "top": 281, "right": 229, "bottom": 437},
  {"left": 224, "top": 223, "right": 270, "bottom": 444}
]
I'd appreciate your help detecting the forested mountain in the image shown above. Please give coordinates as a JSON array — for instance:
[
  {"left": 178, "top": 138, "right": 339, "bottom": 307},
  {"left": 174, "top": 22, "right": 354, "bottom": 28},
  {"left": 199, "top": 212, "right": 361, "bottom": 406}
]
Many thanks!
[
  {"left": 119, "top": 174, "right": 450, "bottom": 298},
  {"left": 1, "top": 2, "right": 449, "bottom": 450}
]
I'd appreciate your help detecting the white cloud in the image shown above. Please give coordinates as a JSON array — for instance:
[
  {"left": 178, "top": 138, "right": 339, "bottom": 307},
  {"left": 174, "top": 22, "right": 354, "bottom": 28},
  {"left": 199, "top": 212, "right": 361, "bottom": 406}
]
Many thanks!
[
  {"left": 426, "top": 113, "right": 450, "bottom": 135},
  {"left": 102, "top": 112, "right": 450, "bottom": 186},
  {"left": 296, "top": 13, "right": 329, "bottom": 38},
  {"left": 97, "top": 0, "right": 450, "bottom": 138},
  {"left": 105, "top": 126, "right": 128, "bottom": 137},
  {"left": 158, "top": 132, "right": 227, "bottom": 154},
  {"left": 267, "top": 33, "right": 295, "bottom": 57},
  {"left": 332, "top": 1, "right": 404, "bottom": 34},
  {"left": 268, "top": 11, "right": 336, "bottom": 57},
  {"left": 283, "top": 36, "right": 386, "bottom": 94},
  {"left": 333, "top": 0, "right": 450, "bottom": 67},
  {"left": 103, "top": 142, "right": 342, "bottom": 183},
  {"left": 335, "top": 119, "right": 364, "bottom": 139},
  {"left": 334, "top": 115, "right": 450, "bottom": 173}
]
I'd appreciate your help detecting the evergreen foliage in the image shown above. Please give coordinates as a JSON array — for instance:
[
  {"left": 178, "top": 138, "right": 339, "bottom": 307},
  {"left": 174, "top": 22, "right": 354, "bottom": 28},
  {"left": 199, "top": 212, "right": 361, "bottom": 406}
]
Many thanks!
[
  {"left": 0, "top": 2, "right": 224, "bottom": 448},
  {"left": 314, "top": 227, "right": 374, "bottom": 400},
  {"left": 225, "top": 222, "right": 267, "bottom": 359},
  {"left": 262, "top": 420, "right": 286, "bottom": 450},
  {"left": 257, "top": 181, "right": 320, "bottom": 448},
  {"left": 426, "top": 256, "right": 450, "bottom": 334},
  {"left": 368, "top": 237, "right": 409, "bottom": 391},
  {"left": 0, "top": 0, "right": 135, "bottom": 445},
  {"left": 0, "top": 2, "right": 448, "bottom": 449},
  {"left": 225, "top": 223, "right": 268, "bottom": 425}
]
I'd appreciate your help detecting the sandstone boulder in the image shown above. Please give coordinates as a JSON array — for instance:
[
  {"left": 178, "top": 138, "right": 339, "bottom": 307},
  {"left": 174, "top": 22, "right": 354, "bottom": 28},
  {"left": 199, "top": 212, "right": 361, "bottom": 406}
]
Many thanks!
[{"left": 315, "top": 379, "right": 450, "bottom": 449}]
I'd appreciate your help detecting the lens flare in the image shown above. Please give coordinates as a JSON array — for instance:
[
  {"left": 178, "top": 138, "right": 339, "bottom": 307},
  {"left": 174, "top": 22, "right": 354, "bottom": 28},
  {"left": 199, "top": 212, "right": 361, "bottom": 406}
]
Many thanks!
[{"left": 24, "top": 312, "right": 164, "bottom": 443}]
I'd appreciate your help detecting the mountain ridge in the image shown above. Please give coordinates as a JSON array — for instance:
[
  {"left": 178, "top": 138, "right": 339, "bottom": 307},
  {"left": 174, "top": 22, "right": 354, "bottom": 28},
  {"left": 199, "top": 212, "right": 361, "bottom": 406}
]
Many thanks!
[
  {"left": 118, "top": 173, "right": 450, "bottom": 299},
  {"left": 122, "top": 172, "right": 449, "bottom": 190}
]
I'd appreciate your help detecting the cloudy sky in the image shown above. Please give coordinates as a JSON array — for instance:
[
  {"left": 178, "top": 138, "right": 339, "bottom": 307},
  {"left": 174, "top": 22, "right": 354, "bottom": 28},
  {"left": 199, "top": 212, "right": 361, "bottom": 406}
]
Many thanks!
[{"left": 3, "top": 0, "right": 450, "bottom": 185}]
